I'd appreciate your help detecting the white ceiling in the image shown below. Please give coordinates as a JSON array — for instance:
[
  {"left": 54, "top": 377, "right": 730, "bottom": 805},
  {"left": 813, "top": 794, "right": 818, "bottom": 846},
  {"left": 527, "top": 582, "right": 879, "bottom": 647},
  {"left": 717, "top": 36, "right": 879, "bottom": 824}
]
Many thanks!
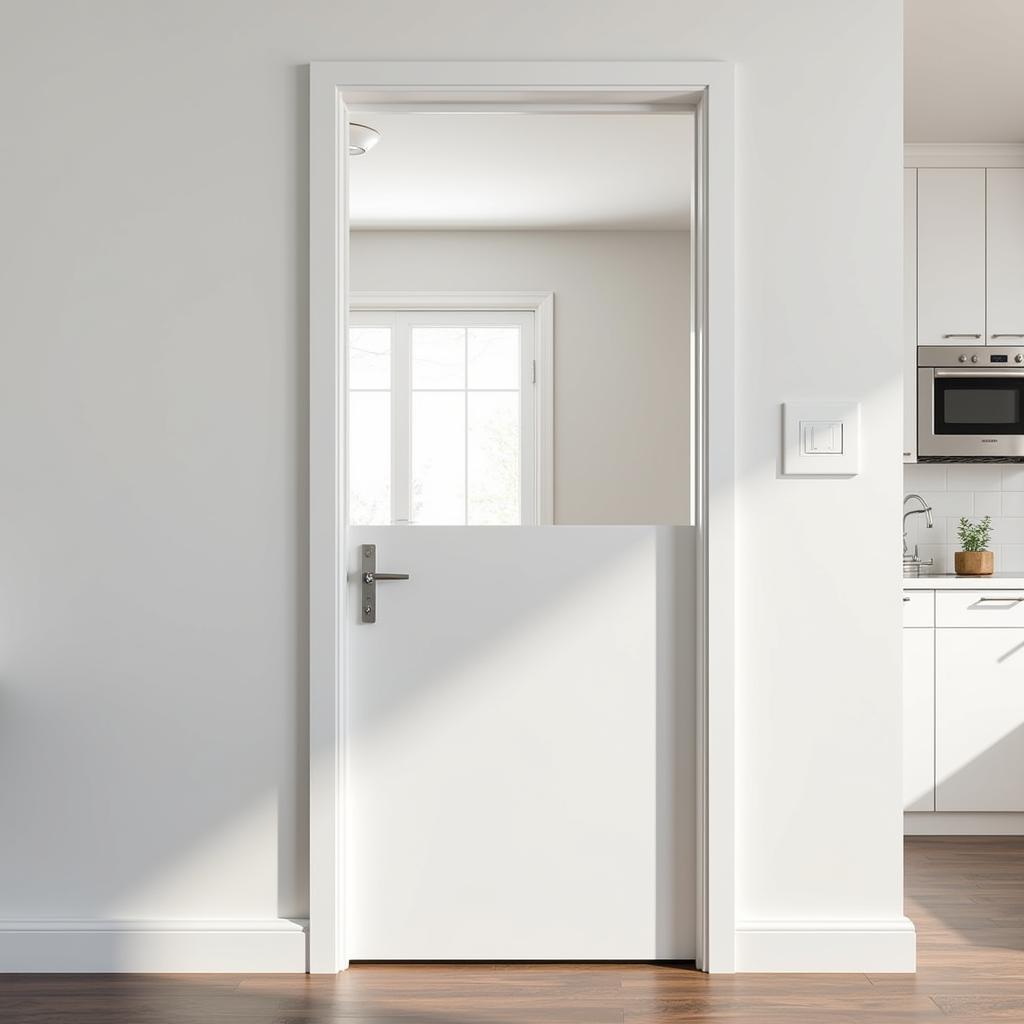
[
  {"left": 348, "top": 112, "right": 692, "bottom": 231},
  {"left": 906, "top": 0, "right": 1024, "bottom": 143}
]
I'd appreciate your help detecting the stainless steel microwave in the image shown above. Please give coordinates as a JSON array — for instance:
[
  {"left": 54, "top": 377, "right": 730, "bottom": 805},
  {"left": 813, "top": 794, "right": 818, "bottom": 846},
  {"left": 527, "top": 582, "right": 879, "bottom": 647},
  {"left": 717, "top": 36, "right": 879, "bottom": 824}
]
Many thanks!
[{"left": 918, "top": 346, "right": 1024, "bottom": 461}]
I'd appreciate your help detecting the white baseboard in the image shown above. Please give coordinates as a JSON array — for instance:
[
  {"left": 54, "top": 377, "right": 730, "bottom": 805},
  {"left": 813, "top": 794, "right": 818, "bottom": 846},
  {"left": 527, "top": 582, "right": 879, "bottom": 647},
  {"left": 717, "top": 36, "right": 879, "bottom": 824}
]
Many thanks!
[
  {"left": 735, "top": 918, "right": 916, "bottom": 973},
  {"left": 0, "top": 919, "right": 308, "bottom": 973},
  {"left": 905, "top": 812, "right": 1024, "bottom": 835}
]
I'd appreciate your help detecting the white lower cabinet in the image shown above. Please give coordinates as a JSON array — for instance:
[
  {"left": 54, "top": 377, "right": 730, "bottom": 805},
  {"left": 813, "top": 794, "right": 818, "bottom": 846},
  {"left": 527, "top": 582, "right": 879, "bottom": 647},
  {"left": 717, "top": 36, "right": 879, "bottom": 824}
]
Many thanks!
[
  {"left": 903, "top": 627, "right": 935, "bottom": 812},
  {"left": 936, "top": 626, "right": 1024, "bottom": 811}
]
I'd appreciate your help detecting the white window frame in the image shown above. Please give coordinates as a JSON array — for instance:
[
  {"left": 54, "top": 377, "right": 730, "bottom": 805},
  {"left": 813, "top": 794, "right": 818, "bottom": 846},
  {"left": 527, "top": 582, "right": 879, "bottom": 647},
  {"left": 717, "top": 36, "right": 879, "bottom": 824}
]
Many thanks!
[{"left": 349, "top": 292, "right": 554, "bottom": 526}]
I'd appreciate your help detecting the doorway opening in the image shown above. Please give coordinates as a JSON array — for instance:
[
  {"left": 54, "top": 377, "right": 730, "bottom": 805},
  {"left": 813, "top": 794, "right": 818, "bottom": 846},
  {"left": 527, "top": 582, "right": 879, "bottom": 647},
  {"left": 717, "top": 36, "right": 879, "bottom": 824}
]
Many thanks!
[
  {"left": 346, "top": 105, "right": 692, "bottom": 964},
  {"left": 308, "top": 63, "right": 736, "bottom": 975}
]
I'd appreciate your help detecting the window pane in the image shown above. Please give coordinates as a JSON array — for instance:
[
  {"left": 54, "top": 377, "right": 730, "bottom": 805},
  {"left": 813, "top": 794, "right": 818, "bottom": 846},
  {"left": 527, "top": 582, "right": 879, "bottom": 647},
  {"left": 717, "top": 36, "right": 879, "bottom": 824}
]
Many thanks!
[
  {"left": 349, "top": 327, "right": 391, "bottom": 390},
  {"left": 412, "top": 327, "right": 465, "bottom": 389},
  {"left": 349, "top": 392, "right": 391, "bottom": 525},
  {"left": 468, "top": 327, "right": 520, "bottom": 389},
  {"left": 412, "top": 392, "right": 466, "bottom": 524},
  {"left": 468, "top": 392, "right": 520, "bottom": 525}
]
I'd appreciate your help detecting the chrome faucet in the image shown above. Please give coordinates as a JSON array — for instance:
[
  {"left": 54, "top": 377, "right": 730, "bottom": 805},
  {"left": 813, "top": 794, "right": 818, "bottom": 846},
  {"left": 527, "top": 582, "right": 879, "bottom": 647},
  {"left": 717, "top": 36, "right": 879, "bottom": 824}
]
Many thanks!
[{"left": 903, "top": 493, "right": 934, "bottom": 557}]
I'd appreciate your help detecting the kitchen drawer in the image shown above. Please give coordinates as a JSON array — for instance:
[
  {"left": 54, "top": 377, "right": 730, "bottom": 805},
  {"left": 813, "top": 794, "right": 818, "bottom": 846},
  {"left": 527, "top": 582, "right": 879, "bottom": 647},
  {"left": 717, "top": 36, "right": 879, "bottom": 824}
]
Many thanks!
[
  {"left": 903, "top": 590, "right": 934, "bottom": 628},
  {"left": 936, "top": 590, "right": 1024, "bottom": 627}
]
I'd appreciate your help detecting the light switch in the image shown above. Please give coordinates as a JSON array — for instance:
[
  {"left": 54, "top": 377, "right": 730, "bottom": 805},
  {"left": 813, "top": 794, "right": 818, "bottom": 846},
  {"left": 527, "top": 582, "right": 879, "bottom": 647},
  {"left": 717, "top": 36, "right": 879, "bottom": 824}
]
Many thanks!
[
  {"left": 783, "top": 402, "right": 860, "bottom": 475},
  {"left": 801, "top": 420, "right": 843, "bottom": 455}
]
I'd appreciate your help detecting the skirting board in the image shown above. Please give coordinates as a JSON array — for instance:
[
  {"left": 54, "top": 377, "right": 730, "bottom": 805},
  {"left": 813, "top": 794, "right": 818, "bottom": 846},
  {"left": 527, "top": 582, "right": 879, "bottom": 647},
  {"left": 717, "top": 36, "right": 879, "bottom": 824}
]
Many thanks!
[
  {"left": 905, "top": 812, "right": 1024, "bottom": 836},
  {"left": 0, "top": 919, "right": 308, "bottom": 973},
  {"left": 735, "top": 918, "right": 916, "bottom": 973}
]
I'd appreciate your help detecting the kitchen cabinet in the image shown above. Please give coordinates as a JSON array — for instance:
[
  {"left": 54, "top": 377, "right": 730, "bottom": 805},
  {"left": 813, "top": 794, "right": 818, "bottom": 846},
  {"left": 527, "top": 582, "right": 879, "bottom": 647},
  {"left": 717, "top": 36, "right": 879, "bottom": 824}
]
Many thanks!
[
  {"left": 917, "top": 168, "right": 986, "bottom": 347},
  {"left": 936, "top": 625, "right": 1024, "bottom": 811},
  {"left": 904, "top": 168, "right": 917, "bottom": 462},
  {"left": 937, "top": 590, "right": 1024, "bottom": 628},
  {"left": 987, "top": 169, "right": 1024, "bottom": 344},
  {"left": 903, "top": 625, "right": 934, "bottom": 812},
  {"left": 903, "top": 586, "right": 933, "bottom": 628}
]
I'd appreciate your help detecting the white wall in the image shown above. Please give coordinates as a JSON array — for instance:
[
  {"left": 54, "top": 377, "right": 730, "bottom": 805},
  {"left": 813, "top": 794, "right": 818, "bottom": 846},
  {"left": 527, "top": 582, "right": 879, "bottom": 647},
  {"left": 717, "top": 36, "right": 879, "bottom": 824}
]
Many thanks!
[
  {"left": 350, "top": 230, "right": 690, "bottom": 525},
  {"left": 0, "top": 0, "right": 903, "bottom": 972}
]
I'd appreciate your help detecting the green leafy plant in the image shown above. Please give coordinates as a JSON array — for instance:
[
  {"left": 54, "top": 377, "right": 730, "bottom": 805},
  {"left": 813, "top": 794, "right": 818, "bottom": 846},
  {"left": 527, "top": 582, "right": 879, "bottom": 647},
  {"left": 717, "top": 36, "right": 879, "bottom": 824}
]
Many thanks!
[{"left": 957, "top": 515, "right": 993, "bottom": 552}]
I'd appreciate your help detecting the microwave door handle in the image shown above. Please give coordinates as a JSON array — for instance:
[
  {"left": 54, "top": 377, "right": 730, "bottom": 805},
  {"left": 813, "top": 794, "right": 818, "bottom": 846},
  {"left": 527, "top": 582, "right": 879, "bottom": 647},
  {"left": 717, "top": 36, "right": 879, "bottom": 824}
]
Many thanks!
[{"left": 933, "top": 370, "right": 1024, "bottom": 378}]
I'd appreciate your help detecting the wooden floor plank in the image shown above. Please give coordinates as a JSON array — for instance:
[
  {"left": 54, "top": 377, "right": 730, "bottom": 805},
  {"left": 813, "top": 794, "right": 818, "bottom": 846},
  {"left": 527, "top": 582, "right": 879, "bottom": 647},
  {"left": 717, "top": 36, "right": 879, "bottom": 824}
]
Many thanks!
[{"left": 5, "top": 837, "right": 1024, "bottom": 1021}]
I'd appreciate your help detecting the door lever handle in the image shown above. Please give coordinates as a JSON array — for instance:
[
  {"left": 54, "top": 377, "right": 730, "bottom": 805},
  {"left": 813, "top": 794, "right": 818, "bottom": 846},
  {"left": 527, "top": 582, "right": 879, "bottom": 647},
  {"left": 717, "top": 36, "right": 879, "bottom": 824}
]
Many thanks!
[{"left": 360, "top": 545, "right": 410, "bottom": 623}]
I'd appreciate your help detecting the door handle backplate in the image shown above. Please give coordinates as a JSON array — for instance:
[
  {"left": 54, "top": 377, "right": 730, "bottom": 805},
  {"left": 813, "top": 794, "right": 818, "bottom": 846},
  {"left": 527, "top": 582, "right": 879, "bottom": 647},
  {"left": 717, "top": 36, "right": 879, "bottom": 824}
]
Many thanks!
[{"left": 360, "top": 544, "right": 410, "bottom": 623}]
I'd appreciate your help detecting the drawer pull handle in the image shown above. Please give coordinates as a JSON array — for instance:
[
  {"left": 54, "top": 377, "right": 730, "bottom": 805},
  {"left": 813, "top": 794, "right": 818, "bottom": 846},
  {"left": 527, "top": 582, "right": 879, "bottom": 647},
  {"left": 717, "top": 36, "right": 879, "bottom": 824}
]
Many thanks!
[
  {"left": 976, "top": 597, "right": 1024, "bottom": 603},
  {"left": 903, "top": 597, "right": 911, "bottom": 602}
]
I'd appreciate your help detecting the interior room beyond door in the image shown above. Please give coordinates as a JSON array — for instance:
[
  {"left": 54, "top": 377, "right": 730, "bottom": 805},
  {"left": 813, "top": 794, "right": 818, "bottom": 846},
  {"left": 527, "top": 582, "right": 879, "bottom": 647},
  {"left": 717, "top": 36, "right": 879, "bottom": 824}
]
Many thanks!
[{"left": 343, "top": 107, "right": 697, "bottom": 960}]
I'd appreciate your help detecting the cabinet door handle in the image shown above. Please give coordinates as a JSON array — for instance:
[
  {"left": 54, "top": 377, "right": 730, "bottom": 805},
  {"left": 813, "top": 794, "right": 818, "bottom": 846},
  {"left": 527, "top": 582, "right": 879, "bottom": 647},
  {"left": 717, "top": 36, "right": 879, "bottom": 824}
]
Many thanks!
[
  {"left": 903, "top": 597, "right": 911, "bottom": 602},
  {"left": 992, "top": 334, "right": 1024, "bottom": 339},
  {"left": 943, "top": 333, "right": 982, "bottom": 339},
  {"left": 976, "top": 597, "right": 1024, "bottom": 603}
]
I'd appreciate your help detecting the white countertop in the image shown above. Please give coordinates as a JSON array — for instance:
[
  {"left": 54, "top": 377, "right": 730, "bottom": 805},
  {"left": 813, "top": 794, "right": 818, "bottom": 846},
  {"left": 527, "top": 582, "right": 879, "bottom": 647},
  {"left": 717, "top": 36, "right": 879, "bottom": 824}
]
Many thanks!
[{"left": 904, "top": 572, "right": 1024, "bottom": 590}]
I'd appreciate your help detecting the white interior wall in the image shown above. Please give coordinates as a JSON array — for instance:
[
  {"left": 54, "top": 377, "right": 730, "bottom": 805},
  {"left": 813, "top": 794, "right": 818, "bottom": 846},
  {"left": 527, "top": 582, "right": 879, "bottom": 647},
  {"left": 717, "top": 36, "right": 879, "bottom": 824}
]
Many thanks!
[
  {"left": 350, "top": 230, "right": 690, "bottom": 525},
  {"left": 0, "top": 0, "right": 903, "bottom": 972}
]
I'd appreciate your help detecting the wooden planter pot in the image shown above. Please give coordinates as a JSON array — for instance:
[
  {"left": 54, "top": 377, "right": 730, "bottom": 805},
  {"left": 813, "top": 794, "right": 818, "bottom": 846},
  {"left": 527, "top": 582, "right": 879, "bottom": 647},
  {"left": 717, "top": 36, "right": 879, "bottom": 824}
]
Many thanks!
[{"left": 955, "top": 550, "right": 994, "bottom": 576}]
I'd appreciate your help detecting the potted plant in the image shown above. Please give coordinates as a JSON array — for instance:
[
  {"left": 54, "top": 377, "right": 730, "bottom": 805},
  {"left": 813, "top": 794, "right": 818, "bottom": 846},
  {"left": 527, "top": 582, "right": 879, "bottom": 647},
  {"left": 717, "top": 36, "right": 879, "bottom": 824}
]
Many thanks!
[{"left": 955, "top": 516, "right": 994, "bottom": 576}]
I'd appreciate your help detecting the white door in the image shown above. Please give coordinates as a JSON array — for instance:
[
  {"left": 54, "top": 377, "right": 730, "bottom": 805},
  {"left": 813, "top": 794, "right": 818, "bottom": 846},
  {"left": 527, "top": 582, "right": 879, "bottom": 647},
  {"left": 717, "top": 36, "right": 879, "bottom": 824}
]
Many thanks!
[
  {"left": 346, "top": 525, "right": 694, "bottom": 959},
  {"left": 987, "top": 169, "right": 1024, "bottom": 345},
  {"left": 344, "top": 312, "right": 694, "bottom": 959},
  {"left": 936, "top": 626, "right": 1024, "bottom": 811},
  {"left": 917, "top": 168, "right": 986, "bottom": 346}
]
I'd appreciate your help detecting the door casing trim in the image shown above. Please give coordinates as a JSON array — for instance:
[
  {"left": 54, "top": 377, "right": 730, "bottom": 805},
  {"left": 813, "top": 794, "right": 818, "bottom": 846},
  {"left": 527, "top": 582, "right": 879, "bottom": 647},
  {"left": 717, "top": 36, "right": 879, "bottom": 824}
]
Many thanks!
[{"left": 309, "top": 60, "right": 736, "bottom": 973}]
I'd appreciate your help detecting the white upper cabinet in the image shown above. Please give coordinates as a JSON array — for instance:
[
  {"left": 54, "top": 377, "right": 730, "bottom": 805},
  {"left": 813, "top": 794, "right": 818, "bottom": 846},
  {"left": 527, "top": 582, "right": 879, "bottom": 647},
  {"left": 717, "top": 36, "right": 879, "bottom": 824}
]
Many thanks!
[
  {"left": 904, "top": 168, "right": 917, "bottom": 462},
  {"left": 987, "top": 169, "right": 1024, "bottom": 344},
  {"left": 917, "top": 168, "right": 986, "bottom": 346}
]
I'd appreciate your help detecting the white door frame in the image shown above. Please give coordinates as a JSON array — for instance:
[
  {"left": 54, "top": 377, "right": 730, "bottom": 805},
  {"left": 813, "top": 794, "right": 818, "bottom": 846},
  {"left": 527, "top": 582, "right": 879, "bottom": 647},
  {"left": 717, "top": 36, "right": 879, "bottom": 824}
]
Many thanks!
[
  {"left": 309, "top": 61, "right": 736, "bottom": 974},
  {"left": 349, "top": 291, "right": 555, "bottom": 525}
]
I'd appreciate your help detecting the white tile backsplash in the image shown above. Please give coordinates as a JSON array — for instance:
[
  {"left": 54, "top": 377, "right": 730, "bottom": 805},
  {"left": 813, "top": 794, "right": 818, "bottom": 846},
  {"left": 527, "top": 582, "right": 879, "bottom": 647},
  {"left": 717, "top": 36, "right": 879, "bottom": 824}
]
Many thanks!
[
  {"left": 904, "top": 462, "right": 1024, "bottom": 571},
  {"left": 1001, "top": 491, "right": 1024, "bottom": 516},
  {"left": 946, "top": 464, "right": 1004, "bottom": 492},
  {"left": 916, "top": 542, "right": 951, "bottom": 574},
  {"left": 905, "top": 463, "right": 947, "bottom": 490},
  {"left": 991, "top": 517, "right": 1024, "bottom": 544},
  {"left": 975, "top": 491, "right": 1004, "bottom": 517},
  {"left": 1001, "top": 545, "right": 1024, "bottom": 573},
  {"left": 909, "top": 490, "right": 972, "bottom": 520}
]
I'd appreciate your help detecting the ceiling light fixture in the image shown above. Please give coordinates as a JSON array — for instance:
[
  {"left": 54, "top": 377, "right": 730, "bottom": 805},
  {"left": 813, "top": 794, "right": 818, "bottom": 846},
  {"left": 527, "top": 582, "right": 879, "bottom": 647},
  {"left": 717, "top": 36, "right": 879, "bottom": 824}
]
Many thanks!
[{"left": 349, "top": 122, "right": 381, "bottom": 156}]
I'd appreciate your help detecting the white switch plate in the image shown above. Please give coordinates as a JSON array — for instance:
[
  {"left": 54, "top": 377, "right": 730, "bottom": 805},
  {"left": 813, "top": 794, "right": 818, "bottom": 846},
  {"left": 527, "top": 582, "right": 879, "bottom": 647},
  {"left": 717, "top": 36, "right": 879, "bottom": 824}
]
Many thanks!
[
  {"left": 783, "top": 401, "right": 860, "bottom": 475},
  {"left": 801, "top": 420, "right": 843, "bottom": 455}
]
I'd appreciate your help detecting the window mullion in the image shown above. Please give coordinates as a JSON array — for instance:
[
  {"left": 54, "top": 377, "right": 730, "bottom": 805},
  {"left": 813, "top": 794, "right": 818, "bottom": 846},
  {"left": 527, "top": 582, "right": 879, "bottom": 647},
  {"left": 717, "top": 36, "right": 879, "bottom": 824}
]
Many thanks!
[
  {"left": 392, "top": 312, "right": 411, "bottom": 524},
  {"left": 463, "top": 330, "right": 469, "bottom": 526}
]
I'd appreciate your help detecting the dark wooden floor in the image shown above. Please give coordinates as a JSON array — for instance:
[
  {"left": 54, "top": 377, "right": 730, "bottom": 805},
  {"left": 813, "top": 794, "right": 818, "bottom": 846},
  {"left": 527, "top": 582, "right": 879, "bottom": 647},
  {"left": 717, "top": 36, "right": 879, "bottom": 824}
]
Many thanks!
[{"left": 4, "top": 837, "right": 1024, "bottom": 1022}]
